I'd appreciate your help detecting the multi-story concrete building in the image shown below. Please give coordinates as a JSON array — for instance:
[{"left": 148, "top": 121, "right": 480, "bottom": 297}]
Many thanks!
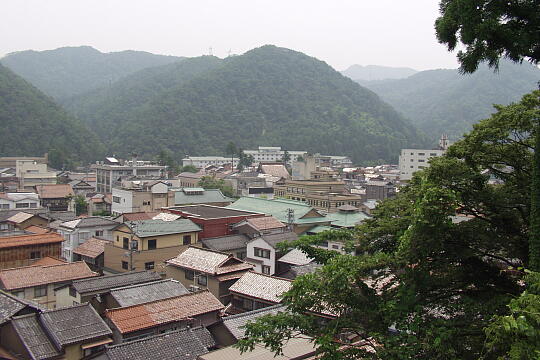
[
  {"left": 15, "top": 160, "right": 56, "bottom": 190},
  {"left": 94, "top": 157, "right": 167, "bottom": 193},
  {"left": 399, "top": 134, "right": 450, "bottom": 181},
  {"left": 111, "top": 181, "right": 170, "bottom": 215},
  {"left": 182, "top": 156, "right": 239, "bottom": 169},
  {"left": 243, "top": 147, "right": 307, "bottom": 165}
]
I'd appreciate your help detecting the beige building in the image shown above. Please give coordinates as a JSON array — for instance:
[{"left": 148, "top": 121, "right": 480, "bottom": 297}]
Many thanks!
[
  {"left": 104, "top": 219, "right": 201, "bottom": 273},
  {"left": 16, "top": 159, "right": 56, "bottom": 190},
  {"left": 111, "top": 181, "right": 171, "bottom": 215}
]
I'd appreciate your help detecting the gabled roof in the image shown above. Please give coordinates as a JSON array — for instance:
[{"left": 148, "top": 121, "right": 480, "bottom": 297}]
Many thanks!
[
  {"left": 325, "top": 210, "right": 371, "bottom": 228},
  {"left": 73, "top": 237, "right": 109, "bottom": 258},
  {"left": 6, "top": 212, "right": 36, "bottom": 224},
  {"left": 227, "top": 197, "right": 324, "bottom": 223},
  {"left": 228, "top": 272, "right": 292, "bottom": 303},
  {"left": 103, "top": 327, "right": 214, "bottom": 360},
  {"left": 109, "top": 279, "right": 189, "bottom": 307},
  {"left": 60, "top": 216, "right": 118, "bottom": 229},
  {"left": 24, "top": 225, "right": 50, "bottom": 235},
  {"left": 166, "top": 247, "right": 253, "bottom": 275},
  {"left": 31, "top": 257, "right": 66, "bottom": 266},
  {"left": 277, "top": 248, "right": 313, "bottom": 266},
  {"left": 10, "top": 314, "right": 61, "bottom": 360},
  {"left": 35, "top": 184, "right": 74, "bottom": 199},
  {"left": 221, "top": 305, "right": 286, "bottom": 340},
  {"left": 105, "top": 290, "right": 224, "bottom": 334},
  {"left": 122, "top": 219, "right": 201, "bottom": 238},
  {"left": 234, "top": 216, "right": 286, "bottom": 232},
  {"left": 201, "top": 234, "right": 250, "bottom": 252},
  {"left": 115, "top": 212, "right": 159, "bottom": 221},
  {"left": 259, "top": 164, "right": 290, "bottom": 179},
  {"left": 0, "top": 291, "right": 42, "bottom": 325},
  {"left": 0, "top": 261, "right": 98, "bottom": 290},
  {"left": 0, "top": 233, "right": 63, "bottom": 250},
  {"left": 71, "top": 270, "right": 161, "bottom": 295},
  {"left": 40, "top": 303, "right": 112, "bottom": 346},
  {"left": 253, "top": 231, "right": 298, "bottom": 248}
]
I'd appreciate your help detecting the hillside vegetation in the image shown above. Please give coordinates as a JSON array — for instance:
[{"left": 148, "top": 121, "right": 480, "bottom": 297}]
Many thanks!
[
  {"left": 1, "top": 46, "right": 182, "bottom": 101},
  {"left": 0, "top": 63, "right": 104, "bottom": 168},
  {"left": 360, "top": 60, "right": 540, "bottom": 141},
  {"left": 67, "top": 45, "right": 425, "bottom": 164}
]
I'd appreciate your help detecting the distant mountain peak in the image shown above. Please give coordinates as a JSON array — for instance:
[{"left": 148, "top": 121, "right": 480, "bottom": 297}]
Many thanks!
[{"left": 341, "top": 64, "right": 418, "bottom": 81}]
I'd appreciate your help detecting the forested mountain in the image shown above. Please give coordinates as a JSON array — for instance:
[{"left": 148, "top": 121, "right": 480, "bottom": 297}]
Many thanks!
[
  {"left": 341, "top": 64, "right": 417, "bottom": 81},
  {"left": 0, "top": 63, "right": 104, "bottom": 169},
  {"left": 67, "top": 45, "right": 425, "bottom": 164},
  {"left": 360, "top": 60, "right": 540, "bottom": 141},
  {"left": 1, "top": 46, "right": 182, "bottom": 101}
]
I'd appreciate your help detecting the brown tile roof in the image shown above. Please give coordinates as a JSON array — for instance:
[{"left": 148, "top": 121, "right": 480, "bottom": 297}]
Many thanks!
[
  {"left": 31, "top": 257, "right": 66, "bottom": 266},
  {"left": 121, "top": 212, "right": 159, "bottom": 221},
  {"left": 23, "top": 225, "right": 50, "bottom": 234},
  {"left": 73, "top": 237, "right": 109, "bottom": 258},
  {"left": 0, "top": 233, "right": 63, "bottom": 250},
  {"left": 260, "top": 164, "right": 290, "bottom": 179},
  {"left": 246, "top": 216, "right": 286, "bottom": 231},
  {"left": 166, "top": 247, "right": 253, "bottom": 275},
  {"left": 228, "top": 272, "right": 292, "bottom": 303},
  {"left": 105, "top": 290, "right": 224, "bottom": 334},
  {"left": 0, "top": 261, "right": 98, "bottom": 290},
  {"left": 35, "top": 184, "right": 74, "bottom": 199}
]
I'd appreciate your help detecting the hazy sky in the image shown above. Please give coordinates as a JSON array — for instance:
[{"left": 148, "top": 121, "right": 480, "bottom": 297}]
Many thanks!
[{"left": 0, "top": 0, "right": 459, "bottom": 71}]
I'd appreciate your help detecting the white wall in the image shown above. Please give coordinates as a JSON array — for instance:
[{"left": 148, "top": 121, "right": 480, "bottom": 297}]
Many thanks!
[
  {"left": 399, "top": 149, "right": 444, "bottom": 181},
  {"left": 247, "top": 238, "right": 276, "bottom": 275},
  {"left": 111, "top": 188, "right": 134, "bottom": 215}
]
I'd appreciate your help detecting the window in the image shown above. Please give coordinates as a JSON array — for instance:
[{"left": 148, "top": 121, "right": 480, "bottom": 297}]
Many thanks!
[
  {"left": 30, "top": 251, "right": 41, "bottom": 260},
  {"left": 242, "top": 298, "right": 254, "bottom": 311},
  {"left": 236, "top": 251, "right": 246, "bottom": 260},
  {"left": 197, "top": 274, "right": 208, "bottom": 286},
  {"left": 145, "top": 262, "right": 155, "bottom": 270},
  {"left": 142, "top": 201, "right": 151, "bottom": 206},
  {"left": 148, "top": 239, "right": 157, "bottom": 250},
  {"left": 123, "top": 237, "right": 129, "bottom": 249},
  {"left": 430, "top": 153, "right": 437, "bottom": 156},
  {"left": 29, "top": 203, "right": 37, "bottom": 208},
  {"left": 16, "top": 203, "right": 29, "bottom": 208},
  {"left": 95, "top": 230, "right": 104, "bottom": 237},
  {"left": 0, "top": 204, "right": 9, "bottom": 209},
  {"left": 332, "top": 244, "right": 340, "bottom": 249},
  {"left": 183, "top": 235, "right": 191, "bottom": 245},
  {"left": 254, "top": 247, "right": 270, "bottom": 259},
  {"left": 418, "top": 159, "right": 425, "bottom": 162},
  {"left": 418, "top": 152, "right": 425, "bottom": 156},
  {"left": 262, "top": 265, "right": 271, "bottom": 275},
  {"left": 34, "top": 285, "right": 47, "bottom": 298},
  {"left": 185, "top": 270, "right": 194, "bottom": 280},
  {"left": 116, "top": 235, "right": 119, "bottom": 242},
  {"left": 69, "top": 286, "right": 77, "bottom": 298},
  {"left": 121, "top": 261, "right": 128, "bottom": 270},
  {"left": 113, "top": 196, "right": 121, "bottom": 204}
]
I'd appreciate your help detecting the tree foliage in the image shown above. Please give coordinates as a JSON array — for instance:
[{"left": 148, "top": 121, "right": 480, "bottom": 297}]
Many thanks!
[
  {"left": 435, "top": 0, "right": 540, "bottom": 73},
  {"left": 198, "top": 175, "right": 234, "bottom": 198}
]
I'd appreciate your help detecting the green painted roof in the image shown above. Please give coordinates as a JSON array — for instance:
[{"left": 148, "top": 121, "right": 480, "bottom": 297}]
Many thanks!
[
  {"left": 325, "top": 211, "right": 371, "bottom": 228},
  {"left": 174, "top": 188, "right": 232, "bottom": 205},
  {"left": 127, "top": 219, "right": 201, "bottom": 237},
  {"left": 304, "top": 225, "right": 333, "bottom": 234},
  {"left": 227, "top": 197, "right": 322, "bottom": 223}
]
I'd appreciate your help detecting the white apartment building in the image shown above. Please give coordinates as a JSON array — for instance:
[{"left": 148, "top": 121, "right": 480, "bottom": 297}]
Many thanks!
[
  {"left": 94, "top": 157, "right": 167, "bottom": 193},
  {"left": 399, "top": 135, "right": 450, "bottom": 181},
  {"left": 15, "top": 160, "right": 56, "bottom": 190},
  {"left": 58, "top": 217, "right": 118, "bottom": 261},
  {"left": 244, "top": 147, "right": 307, "bottom": 165},
  {"left": 182, "top": 156, "right": 239, "bottom": 168},
  {"left": 0, "top": 192, "right": 41, "bottom": 210}
]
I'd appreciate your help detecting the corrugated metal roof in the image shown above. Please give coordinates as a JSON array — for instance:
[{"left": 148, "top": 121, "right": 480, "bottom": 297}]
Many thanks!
[
  {"left": 110, "top": 279, "right": 189, "bottom": 307},
  {"left": 228, "top": 198, "right": 325, "bottom": 224},
  {"left": 228, "top": 272, "right": 292, "bottom": 303},
  {"left": 325, "top": 211, "right": 370, "bottom": 228}
]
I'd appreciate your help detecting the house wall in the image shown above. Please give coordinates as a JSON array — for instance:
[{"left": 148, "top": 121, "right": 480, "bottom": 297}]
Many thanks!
[
  {"left": 0, "top": 242, "right": 62, "bottom": 269},
  {"left": 207, "top": 322, "right": 237, "bottom": 347},
  {"left": 59, "top": 224, "right": 116, "bottom": 262},
  {"left": 246, "top": 238, "right": 275, "bottom": 275},
  {"left": 16, "top": 217, "right": 49, "bottom": 230},
  {"left": 0, "top": 322, "right": 32, "bottom": 359},
  {"left": 55, "top": 286, "right": 82, "bottom": 308},
  {"left": 111, "top": 228, "right": 199, "bottom": 250},
  {"left": 104, "top": 243, "right": 187, "bottom": 273},
  {"left": 9, "top": 281, "right": 72, "bottom": 309},
  {"left": 399, "top": 149, "right": 444, "bottom": 181}
]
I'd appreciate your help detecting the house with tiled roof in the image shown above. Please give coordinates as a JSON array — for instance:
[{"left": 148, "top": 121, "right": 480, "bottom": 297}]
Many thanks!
[
  {"left": 105, "top": 290, "right": 224, "bottom": 343},
  {"left": 0, "top": 261, "right": 98, "bottom": 309},
  {"left": 228, "top": 271, "right": 292, "bottom": 314},
  {"left": 73, "top": 237, "right": 110, "bottom": 272},
  {"left": 58, "top": 216, "right": 118, "bottom": 261},
  {"left": 105, "top": 218, "right": 201, "bottom": 273},
  {"left": 0, "top": 290, "right": 42, "bottom": 325},
  {"left": 166, "top": 246, "right": 253, "bottom": 304},
  {"left": 0, "top": 192, "right": 40, "bottom": 211},
  {"left": 105, "top": 279, "right": 189, "bottom": 308},
  {"left": 35, "top": 184, "right": 75, "bottom": 212},
  {"left": 200, "top": 234, "right": 251, "bottom": 259},
  {"left": 171, "top": 187, "right": 232, "bottom": 207},
  {"left": 1, "top": 303, "right": 112, "bottom": 359},
  {"left": 56, "top": 270, "right": 161, "bottom": 312},
  {"left": 101, "top": 327, "right": 215, "bottom": 360},
  {"left": 245, "top": 231, "right": 299, "bottom": 276},
  {"left": 0, "top": 233, "right": 64, "bottom": 269}
]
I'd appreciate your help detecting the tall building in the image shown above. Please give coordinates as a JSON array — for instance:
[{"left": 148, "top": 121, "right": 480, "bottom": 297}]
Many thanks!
[
  {"left": 94, "top": 157, "right": 167, "bottom": 193},
  {"left": 243, "top": 147, "right": 307, "bottom": 165},
  {"left": 399, "top": 134, "right": 450, "bottom": 181}
]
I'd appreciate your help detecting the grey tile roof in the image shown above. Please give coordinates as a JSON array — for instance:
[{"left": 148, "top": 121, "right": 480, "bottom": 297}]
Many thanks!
[
  {"left": 222, "top": 305, "right": 285, "bottom": 340},
  {"left": 256, "top": 231, "right": 298, "bottom": 248},
  {"left": 277, "top": 248, "right": 313, "bottom": 266},
  {"left": 40, "top": 303, "right": 112, "bottom": 346},
  {"left": 60, "top": 216, "right": 118, "bottom": 229},
  {"left": 125, "top": 219, "right": 202, "bottom": 237},
  {"left": 279, "top": 262, "right": 322, "bottom": 280},
  {"left": 201, "top": 234, "right": 250, "bottom": 251},
  {"left": 72, "top": 271, "right": 161, "bottom": 295},
  {"left": 11, "top": 314, "right": 61, "bottom": 360},
  {"left": 109, "top": 279, "right": 189, "bottom": 307},
  {"left": 228, "top": 272, "right": 292, "bottom": 303},
  {"left": 0, "top": 291, "right": 42, "bottom": 324},
  {"left": 166, "top": 247, "right": 253, "bottom": 275},
  {"left": 103, "top": 327, "right": 214, "bottom": 360}
]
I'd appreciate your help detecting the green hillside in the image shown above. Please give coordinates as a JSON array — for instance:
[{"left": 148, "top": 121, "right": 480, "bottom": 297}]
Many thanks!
[
  {"left": 361, "top": 60, "right": 540, "bottom": 141},
  {"left": 1, "top": 46, "right": 182, "bottom": 101},
  {"left": 0, "top": 63, "right": 104, "bottom": 169},
  {"left": 68, "top": 45, "right": 425, "bottom": 164}
]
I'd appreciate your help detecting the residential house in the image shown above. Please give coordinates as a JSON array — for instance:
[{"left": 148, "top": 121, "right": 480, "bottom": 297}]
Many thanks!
[
  {"left": 15, "top": 159, "right": 56, "bottom": 190},
  {"left": 165, "top": 204, "right": 263, "bottom": 239},
  {"left": 176, "top": 172, "right": 205, "bottom": 188},
  {"left": 0, "top": 290, "right": 43, "bottom": 325},
  {"left": 99, "top": 326, "right": 215, "bottom": 360},
  {"left": 111, "top": 181, "right": 170, "bottom": 215},
  {"left": 94, "top": 156, "right": 167, "bottom": 194},
  {"left": 69, "top": 179, "right": 95, "bottom": 197},
  {"left": 58, "top": 216, "right": 118, "bottom": 261},
  {"left": 279, "top": 261, "right": 322, "bottom": 280},
  {"left": 232, "top": 216, "right": 286, "bottom": 237},
  {"left": 0, "top": 192, "right": 41, "bottom": 211},
  {"left": 104, "top": 219, "right": 202, "bottom": 273},
  {"left": 56, "top": 271, "right": 161, "bottom": 313},
  {"left": 87, "top": 193, "right": 112, "bottom": 215},
  {"left": 207, "top": 305, "right": 285, "bottom": 347},
  {"left": 171, "top": 187, "right": 232, "bottom": 207},
  {"left": 35, "top": 184, "right": 75, "bottom": 212},
  {"left": 1, "top": 303, "right": 112, "bottom": 359},
  {"left": 277, "top": 249, "right": 320, "bottom": 279},
  {"left": 200, "top": 234, "right": 251, "bottom": 259},
  {"left": 105, "top": 279, "right": 189, "bottom": 308},
  {"left": 246, "top": 231, "right": 298, "bottom": 275},
  {"left": 0, "top": 261, "right": 98, "bottom": 308},
  {"left": 2, "top": 212, "right": 49, "bottom": 232},
  {"left": 258, "top": 163, "right": 291, "bottom": 180},
  {"left": 228, "top": 271, "right": 292, "bottom": 313},
  {"left": 0, "top": 233, "right": 64, "bottom": 269},
  {"left": 166, "top": 246, "right": 253, "bottom": 304},
  {"left": 105, "top": 290, "right": 224, "bottom": 343},
  {"left": 112, "top": 211, "right": 159, "bottom": 223},
  {"left": 227, "top": 197, "right": 331, "bottom": 234},
  {"left": 73, "top": 237, "right": 110, "bottom": 272}
]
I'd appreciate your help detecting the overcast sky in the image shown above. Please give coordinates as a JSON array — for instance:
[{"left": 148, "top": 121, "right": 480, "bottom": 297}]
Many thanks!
[{"left": 0, "top": 0, "right": 459, "bottom": 71}]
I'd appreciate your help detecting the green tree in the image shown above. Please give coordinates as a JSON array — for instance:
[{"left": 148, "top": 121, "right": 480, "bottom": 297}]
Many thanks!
[
  {"left": 226, "top": 141, "right": 237, "bottom": 169},
  {"left": 180, "top": 164, "right": 198, "bottom": 173},
  {"left": 73, "top": 195, "right": 88, "bottom": 216},
  {"left": 156, "top": 149, "right": 179, "bottom": 176},
  {"left": 237, "top": 149, "right": 254, "bottom": 171},
  {"left": 435, "top": 0, "right": 540, "bottom": 73},
  {"left": 281, "top": 150, "right": 291, "bottom": 164},
  {"left": 198, "top": 175, "right": 234, "bottom": 198}
]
